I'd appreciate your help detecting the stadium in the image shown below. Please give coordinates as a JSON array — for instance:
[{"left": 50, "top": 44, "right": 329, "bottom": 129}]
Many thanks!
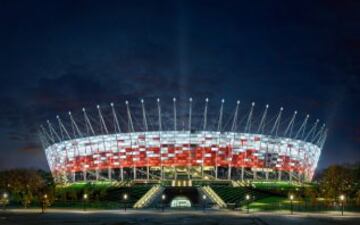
[{"left": 40, "top": 98, "right": 327, "bottom": 208}]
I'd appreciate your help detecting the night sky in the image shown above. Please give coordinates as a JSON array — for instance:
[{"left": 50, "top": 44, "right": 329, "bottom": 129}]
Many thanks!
[{"left": 0, "top": 0, "right": 359, "bottom": 172}]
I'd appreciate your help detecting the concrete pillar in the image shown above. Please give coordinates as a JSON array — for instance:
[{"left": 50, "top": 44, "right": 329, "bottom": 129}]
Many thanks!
[
  {"left": 83, "top": 170, "right": 87, "bottom": 182},
  {"left": 265, "top": 171, "right": 269, "bottom": 181},
  {"left": 215, "top": 166, "right": 218, "bottom": 179},
  {"left": 120, "top": 167, "right": 124, "bottom": 181},
  {"left": 96, "top": 169, "right": 99, "bottom": 181},
  {"left": 201, "top": 165, "right": 204, "bottom": 178},
  {"left": 173, "top": 166, "right": 176, "bottom": 179},
  {"left": 278, "top": 170, "right": 282, "bottom": 181},
  {"left": 187, "top": 166, "right": 190, "bottom": 179},
  {"left": 253, "top": 170, "right": 257, "bottom": 180},
  {"left": 301, "top": 173, "right": 304, "bottom": 183},
  {"left": 241, "top": 167, "right": 244, "bottom": 181},
  {"left": 228, "top": 166, "right": 232, "bottom": 180},
  {"left": 108, "top": 167, "right": 112, "bottom": 181},
  {"left": 133, "top": 167, "right": 136, "bottom": 180},
  {"left": 147, "top": 166, "right": 150, "bottom": 180},
  {"left": 162, "top": 166, "right": 165, "bottom": 180}
]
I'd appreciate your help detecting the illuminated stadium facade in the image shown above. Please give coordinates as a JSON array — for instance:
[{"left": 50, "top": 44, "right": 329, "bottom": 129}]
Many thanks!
[{"left": 40, "top": 98, "right": 327, "bottom": 184}]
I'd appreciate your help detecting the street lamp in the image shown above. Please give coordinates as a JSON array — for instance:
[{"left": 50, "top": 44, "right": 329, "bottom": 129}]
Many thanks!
[
  {"left": 289, "top": 194, "right": 294, "bottom": 215},
  {"left": 123, "top": 194, "right": 128, "bottom": 212},
  {"left": 339, "top": 194, "right": 345, "bottom": 216},
  {"left": 83, "top": 194, "right": 88, "bottom": 211},
  {"left": 245, "top": 194, "right": 250, "bottom": 214},
  {"left": 42, "top": 194, "right": 48, "bottom": 213},
  {"left": 2, "top": 193, "right": 8, "bottom": 211},
  {"left": 161, "top": 194, "right": 166, "bottom": 212},
  {"left": 202, "top": 195, "right": 207, "bottom": 212}
]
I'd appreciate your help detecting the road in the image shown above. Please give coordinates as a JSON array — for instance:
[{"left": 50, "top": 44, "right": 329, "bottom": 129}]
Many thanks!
[{"left": 0, "top": 209, "right": 359, "bottom": 225}]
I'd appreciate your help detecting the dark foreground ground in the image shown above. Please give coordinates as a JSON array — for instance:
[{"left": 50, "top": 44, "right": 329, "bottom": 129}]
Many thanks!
[{"left": 0, "top": 209, "right": 359, "bottom": 225}]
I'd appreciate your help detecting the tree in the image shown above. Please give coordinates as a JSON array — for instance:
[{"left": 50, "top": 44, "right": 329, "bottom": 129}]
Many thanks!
[
  {"left": 304, "top": 185, "right": 318, "bottom": 206},
  {"left": 319, "top": 165, "right": 353, "bottom": 202},
  {"left": 0, "top": 169, "right": 50, "bottom": 207}
]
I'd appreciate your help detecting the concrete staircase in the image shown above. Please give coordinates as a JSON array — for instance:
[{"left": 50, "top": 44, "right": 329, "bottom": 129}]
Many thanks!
[
  {"left": 133, "top": 185, "right": 164, "bottom": 208},
  {"left": 231, "top": 180, "right": 246, "bottom": 187},
  {"left": 200, "top": 185, "right": 227, "bottom": 208}
]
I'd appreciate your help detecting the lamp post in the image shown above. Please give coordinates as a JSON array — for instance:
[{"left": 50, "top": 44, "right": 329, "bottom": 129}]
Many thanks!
[
  {"left": 123, "top": 194, "right": 128, "bottom": 212},
  {"left": 339, "top": 195, "right": 345, "bottom": 216},
  {"left": 202, "top": 195, "right": 207, "bottom": 212},
  {"left": 2, "top": 193, "right": 8, "bottom": 211},
  {"left": 42, "top": 194, "right": 48, "bottom": 214},
  {"left": 246, "top": 194, "right": 250, "bottom": 214},
  {"left": 161, "top": 194, "right": 166, "bottom": 212},
  {"left": 83, "top": 194, "right": 88, "bottom": 211},
  {"left": 289, "top": 194, "right": 294, "bottom": 215}
]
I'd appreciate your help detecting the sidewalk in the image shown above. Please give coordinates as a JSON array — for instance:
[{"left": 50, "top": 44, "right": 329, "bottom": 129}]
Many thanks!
[{"left": 2, "top": 208, "right": 360, "bottom": 217}]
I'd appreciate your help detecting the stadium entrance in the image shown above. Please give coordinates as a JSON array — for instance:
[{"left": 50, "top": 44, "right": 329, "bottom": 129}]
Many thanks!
[
  {"left": 163, "top": 187, "right": 199, "bottom": 208},
  {"left": 170, "top": 196, "right": 191, "bottom": 208}
]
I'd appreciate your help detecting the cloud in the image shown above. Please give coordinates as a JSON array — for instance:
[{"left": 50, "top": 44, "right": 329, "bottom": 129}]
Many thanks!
[{"left": 16, "top": 143, "right": 42, "bottom": 156}]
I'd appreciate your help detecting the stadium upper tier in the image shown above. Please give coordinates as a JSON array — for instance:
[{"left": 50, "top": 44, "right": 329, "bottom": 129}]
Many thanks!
[{"left": 40, "top": 98, "right": 327, "bottom": 183}]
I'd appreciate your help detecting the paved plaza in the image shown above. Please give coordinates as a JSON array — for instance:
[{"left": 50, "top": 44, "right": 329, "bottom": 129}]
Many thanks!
[{"left": 0, "top": 209, "right": 359, "bottom": 225}]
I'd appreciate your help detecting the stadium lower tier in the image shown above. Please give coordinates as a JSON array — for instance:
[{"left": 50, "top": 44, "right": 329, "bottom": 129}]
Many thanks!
[
  {"left": 44, "top": 131, "right": 321, "bottom": 183},
  {"left": 63, "top": 166, "right": 306, "bottom": 183}
]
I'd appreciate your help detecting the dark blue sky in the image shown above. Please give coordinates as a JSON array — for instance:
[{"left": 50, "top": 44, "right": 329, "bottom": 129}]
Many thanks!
[{"left": 0, "top": 0, "right": 359, "bottom": 171}]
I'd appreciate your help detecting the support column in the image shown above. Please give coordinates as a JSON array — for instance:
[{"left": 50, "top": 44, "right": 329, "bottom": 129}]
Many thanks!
[
  {"left": 301, "top": 172, "right": 304, "bottom": 183},
  {"left": 228, "top": 166, "right": 232, "bottom": 180},
  {"left": 289, "top": 171, "right": 293, "bottom": 182},
  {"left": 83, "top": 170, "right": 87, "bottom": 182},
  {"left": 120, "top": 167, "right": 124, "bottom": 181},
  {"left": 265, "top": 171, "right": 269, "bottom": 181},
  {"left": 188, "top": 166, "right": 190, "bottom": 179},
  {"left": 108, "top": 167, "right": 112, "bottom": 181},
  {"left": 278, "top": 170, "right": 282, "bottom": 181},
  {"left": 162, "top": 166, "right": 165, "bottom": 180},
  {"left": 241, "top": 167, "right": 244, "bottom": 181},
  {"left": 96, "top": 169, "right": 99, "bottom": 181},
  {"left": 147, "top": 166, "right": 150, "bottom": 180},
  {"left": 173, "top": 166, "right": 176, "bottom": 179},
  {"left": 72, "top": 172, "right": 76, "bottom": 182},
  {"left": 133, "top": 167, "right": 136, "bottom": 180},
  {"left": 253, "top": 170, "right": 257, "bottom": 180},
  {"left": 215, "top": 166, "right": 218, "bottom": 180}
]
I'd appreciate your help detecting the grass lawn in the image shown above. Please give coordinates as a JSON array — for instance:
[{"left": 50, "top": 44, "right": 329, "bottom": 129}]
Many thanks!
[
  {"left": 58, "top": 181, "right": 114, "bottom": 189},
  {"left": 246, "top": 196, "right": 287, "bottom": 211},
  {"left": 251, "top": 181, "right": 314, "bottom": 194},
  {"left": 252, "top": 181, "right": 300, "bottom": 189}
]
